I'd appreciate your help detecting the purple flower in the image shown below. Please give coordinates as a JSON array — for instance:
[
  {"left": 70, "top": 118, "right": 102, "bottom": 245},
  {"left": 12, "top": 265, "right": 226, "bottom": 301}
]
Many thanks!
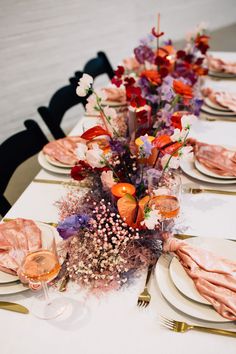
[
  {"left": 109, "top": 138, "right": 126, "bottom": 154},
  {"left": 192, "top": 98, "right": 203, "bottom": 116},
  {"left": 57, "top": 214, "right": 90, "bottom": 239},
  {"left": 140, "top": 135, "right": 153, "bottom": 157},
  {"left": 134, "top": 45, "right": 155, "bottom": 64}
]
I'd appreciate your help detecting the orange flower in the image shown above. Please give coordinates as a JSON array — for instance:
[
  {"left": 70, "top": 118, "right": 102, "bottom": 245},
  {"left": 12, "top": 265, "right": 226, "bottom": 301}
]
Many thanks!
[
  {"left": 140, "top": 70, "right": 161, "bottom": 85},
  {"left": 173, "top": 80, "right": 193, "bottom": 100}
]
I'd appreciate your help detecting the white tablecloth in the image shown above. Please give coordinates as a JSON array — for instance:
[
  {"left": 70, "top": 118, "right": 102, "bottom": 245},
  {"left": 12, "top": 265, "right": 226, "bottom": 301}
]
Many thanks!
[{"left": 1, "top": 52, "right": 236, "bottom": 354}]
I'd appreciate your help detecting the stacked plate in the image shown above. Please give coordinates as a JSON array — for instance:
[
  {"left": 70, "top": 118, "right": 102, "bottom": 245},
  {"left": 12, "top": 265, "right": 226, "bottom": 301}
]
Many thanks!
[
  {"left": 38, "top": 150, "right": 72, "bottom": 175},
  {"left": 180, "top": 147, "right": 236, "bottom": 185},
  {"left": 201, "top": 96, "right": 236, "bottom": 121},
  {"left": 155, "top": 237, "right": 236, "bottom": 322}
]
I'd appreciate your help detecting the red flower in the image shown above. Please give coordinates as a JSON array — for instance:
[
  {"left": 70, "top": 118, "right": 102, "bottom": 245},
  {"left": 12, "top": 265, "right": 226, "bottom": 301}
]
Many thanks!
[
  {"left": 140, "top": 70, "right": 161, "bottom": 85},
  {"left": 111, "top": 77, "right": 123, "bottom": 87},
  {"left": 71, "top": 161, "right": 91, "bottom": 181},
  {"left": 173, "top": 80, "right": 193, "bottom": 101},
  {"left": 114, "top": 65, "right": 125, "bottom": 77},
  {"left": 124, "top": 76, "right": 136, "bottom": 87},
  {"left": 163, "top": 142, "right": 183, "bottom": 156},
  {"left": 81, "top": 125, "right": 110, "bottom": 140},
  {"left": 176, "top": 50, "right": 186, "bottom": 59},
  {"left": 195, "top": 35, "right": 210, "bottom": 55},
  {"left": 153, "top": 135, "right": 172, "bottom": 149},
  {"left": 171, "top": 113, "right": 182, "bottom": 130}
]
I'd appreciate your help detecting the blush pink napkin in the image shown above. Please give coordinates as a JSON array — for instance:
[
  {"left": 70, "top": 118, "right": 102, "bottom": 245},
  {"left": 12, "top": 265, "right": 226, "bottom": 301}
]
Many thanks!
[
  {"left": 207, "top": 55, "right": 236, "bottom": 74},
  {"left": 102, "top": 88, "right": 126, "bottom": 103},
  {"left": 164, "top": 237, "right": 236, "bottom": 320}
]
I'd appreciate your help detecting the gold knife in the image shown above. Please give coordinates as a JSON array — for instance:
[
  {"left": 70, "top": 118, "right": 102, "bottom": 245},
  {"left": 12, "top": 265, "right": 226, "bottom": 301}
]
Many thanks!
[{"left": 0, "top": 301, "right": 29, "bottom": 314}]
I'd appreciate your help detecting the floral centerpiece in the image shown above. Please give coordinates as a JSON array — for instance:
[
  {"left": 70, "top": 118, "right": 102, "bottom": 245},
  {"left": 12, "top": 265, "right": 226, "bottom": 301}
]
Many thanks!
[{"left": 55, "top": 22, "right": 209, "bottom": 293}]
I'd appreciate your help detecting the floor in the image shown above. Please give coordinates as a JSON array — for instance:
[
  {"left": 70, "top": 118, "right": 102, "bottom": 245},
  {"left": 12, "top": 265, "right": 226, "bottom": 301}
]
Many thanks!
[{"left": 0, "top": 0, "right": 235, "bottom": 208}]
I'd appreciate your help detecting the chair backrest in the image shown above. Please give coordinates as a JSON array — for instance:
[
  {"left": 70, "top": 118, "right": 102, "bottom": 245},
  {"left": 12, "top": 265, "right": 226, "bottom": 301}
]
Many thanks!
[
  {"left": 0, "top": 119, "right": 48, "bottom": 216},
  {"left": 75, "top": 51, "right": 114, "bottom": 81},
  {"left": 38, "top": 84, "right": 87, "bottom": 139}
]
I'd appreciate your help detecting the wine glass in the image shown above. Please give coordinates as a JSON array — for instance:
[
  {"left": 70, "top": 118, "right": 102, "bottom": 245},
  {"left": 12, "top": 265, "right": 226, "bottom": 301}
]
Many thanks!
[
  {"left": 147, "top": 169, "right": 181, "bottom": 229},
  {"left": 20, "top": 237, "right": 67, "bottom": 320}
]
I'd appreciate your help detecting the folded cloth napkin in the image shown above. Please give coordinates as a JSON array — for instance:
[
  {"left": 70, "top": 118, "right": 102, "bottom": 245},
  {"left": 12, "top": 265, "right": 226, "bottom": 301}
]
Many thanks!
[
  {"left": 202, "top": 87, "right": 236, "bottom": 113},
  {"left": 192, "top": 140, "right": 236, "bottom": 177},
  {"left": 207, "top": 55, "right": 236, "bottom": 74},
  {"left": 0, "top": 219, "right": 42, "bottom": 275},
  {"left": 102, "top": 87, "right": 126, "bottom": 103},
  {"left": 164, "top": 237, "right": 236, "bottom": 320}
]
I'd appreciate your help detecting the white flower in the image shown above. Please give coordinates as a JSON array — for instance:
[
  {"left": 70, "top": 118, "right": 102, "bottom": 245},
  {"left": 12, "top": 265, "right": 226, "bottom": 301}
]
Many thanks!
[
  {"left": 142, "top": 207, "right": 161, "bottom": 230},
  {"left": 100, "top": 170, "right": 116, "bottom": 191},
  {"left": 76, "top": 73, "right": 93, "bottom": 97},
  {"left": 76, "top": 142, "right": 88, "bottom": 160},
  {"left": 179, "top": 145, "right": 193, "bottom": 159},
  {"left": 181, "top": 114, "right": 197, "bottom": 130},
  {"left": 86, "top": 144, "right": 105, "bottom": 168},
  {"left": 170, "top": 128, "right": 187, "bottom": 142},
  {"left": 103, "top": 106, "right": 117, "bottom": 121},
  {"left": 86, "top": 93, "right": 98, "bottom": 115},
  {"left": 161, "top": 154, "right": 180, "bottom": 170}
]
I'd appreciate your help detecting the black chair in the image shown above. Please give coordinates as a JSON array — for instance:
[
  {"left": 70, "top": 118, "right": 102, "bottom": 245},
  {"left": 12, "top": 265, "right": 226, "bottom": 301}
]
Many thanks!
[
  {"left": 74, "top": 51, "right": 114, "bottom": 81},
  {"left": 0, "top": 120, "right": 48, "bottom": 216},
  {"left": 38, "top": 83, "right": 87, "bottom": 139}
]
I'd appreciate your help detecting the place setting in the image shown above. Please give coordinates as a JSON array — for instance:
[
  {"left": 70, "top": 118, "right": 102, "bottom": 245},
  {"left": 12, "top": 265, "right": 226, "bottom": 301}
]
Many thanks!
[
  {"left": 207, "top": 54, "right": 236, "bottom": 79},
  {"left": 155, "top": 235, "right": 236, "bottom": 325},
  {"left": 180, "top": 140, "right": 236, "bottom": 187}
]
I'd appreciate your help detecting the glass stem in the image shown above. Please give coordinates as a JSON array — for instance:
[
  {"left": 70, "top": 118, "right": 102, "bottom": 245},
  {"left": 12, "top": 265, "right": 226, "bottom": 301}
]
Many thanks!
[{"left": 42, "top": 282, "right": 51, "bottom": 305}]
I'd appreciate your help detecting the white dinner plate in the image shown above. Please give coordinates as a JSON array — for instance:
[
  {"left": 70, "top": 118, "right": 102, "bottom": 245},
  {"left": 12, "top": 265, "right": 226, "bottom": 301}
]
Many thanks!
[
  {"left": 180, "top": 156, "right": 236, "bottom": 185},
  {"left": 0, "top": 222, "right": 62, "bottom": 295},
  {"left": 208, "top": 71, "right": 236, "bottom": 79},
  {"left": 169, "top": 256, "right": 209, "bottom": 305},
  {"left": 194, "top": 159, "right": 236, "bottom": 180},
  {"left": 155, "top": 255, "right": 232, "bottom": 322},
  {"left": 44, "top": 154, "right": 74, "bottom": 169},
  {"left": 0, "top": 271, "right": 18, "bottom": 284},
  {"left": 201, "top": 104, "right": 236, "bottom": 117},
  {"left": 204, "top": 97, "right": 231, "bottom": 112},
  {"left": 38, "top": 151, "right": 71, "bottom": 175},
  {"left": 169, "top": 237, "right": 236, "bottom": 306}
]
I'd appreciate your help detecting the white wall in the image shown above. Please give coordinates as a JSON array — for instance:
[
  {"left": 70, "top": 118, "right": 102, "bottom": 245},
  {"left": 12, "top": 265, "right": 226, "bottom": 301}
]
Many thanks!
[{"left": 0, "top": 0, "right": 235, "bottom": 142}]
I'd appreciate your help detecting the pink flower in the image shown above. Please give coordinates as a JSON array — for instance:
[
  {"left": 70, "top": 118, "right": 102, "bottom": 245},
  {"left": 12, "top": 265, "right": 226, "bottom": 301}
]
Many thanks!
[
  {"left": 86, "top": 144, "right": 105, "bottom": 168},
  {"left": 100, "top": 170, "right": 116, "bottom": 191},
  {"left": 103, "top": 106, "right": 117, "bottom": 120},
  {"left": 86, "top": 93, "right": 98, "bottom": 115}
]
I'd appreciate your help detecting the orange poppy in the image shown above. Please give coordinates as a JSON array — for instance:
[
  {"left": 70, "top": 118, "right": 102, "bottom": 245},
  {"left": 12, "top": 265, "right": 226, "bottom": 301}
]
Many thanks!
[
  {"left": 140, "top": 70, "right": 161, "bottom": 85},
  {"left": 173, "top": 80, "right": 193, "bottom": 100}
]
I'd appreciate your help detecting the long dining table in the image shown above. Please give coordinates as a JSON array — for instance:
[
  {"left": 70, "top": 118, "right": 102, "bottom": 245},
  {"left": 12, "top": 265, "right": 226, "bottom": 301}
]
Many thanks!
[{"left": 1, "top": 52, "right": 236, "bottom": 354}]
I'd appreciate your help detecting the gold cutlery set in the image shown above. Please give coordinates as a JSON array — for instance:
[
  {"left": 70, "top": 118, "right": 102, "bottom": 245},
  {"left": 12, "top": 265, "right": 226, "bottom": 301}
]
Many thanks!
[{"left": 137, "top": 266, "right": 236, "bottom": 337}]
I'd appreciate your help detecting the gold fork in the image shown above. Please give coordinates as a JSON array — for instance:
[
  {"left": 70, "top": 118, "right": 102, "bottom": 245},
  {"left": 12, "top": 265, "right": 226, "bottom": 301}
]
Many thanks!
[
  {"left": 160, "top": 316, "right": 236, "bottom": 337},
  {"left": 137, "top": 265, "right": 153, "bottom": 307}
]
